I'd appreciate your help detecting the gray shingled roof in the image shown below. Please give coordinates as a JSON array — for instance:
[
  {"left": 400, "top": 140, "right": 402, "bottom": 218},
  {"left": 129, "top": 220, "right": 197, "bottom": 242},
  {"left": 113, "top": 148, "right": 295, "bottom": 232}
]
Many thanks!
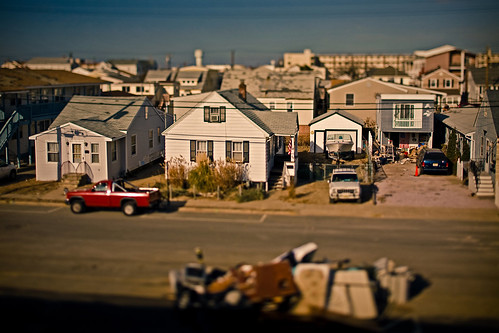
[
  {"left": 49, "top": 95, "right": 148, "bottom": 139},
  {"left": 221, "top": 67, "right": 318, "bottom": 99},
  {"left": 144, "top": 69, "right": 174, "bottom": 82},
  {"left": 435, "top": 107, "right": 479, "bottom": 135},
  {"left": 219, "top": 89, "right": 298, "bottom": 136},
  {"left": 486, "top": 90, "right": 499, "bottom": 132},
  {"left": 469, "top": 65, "right": 499, "bottom": 85}
]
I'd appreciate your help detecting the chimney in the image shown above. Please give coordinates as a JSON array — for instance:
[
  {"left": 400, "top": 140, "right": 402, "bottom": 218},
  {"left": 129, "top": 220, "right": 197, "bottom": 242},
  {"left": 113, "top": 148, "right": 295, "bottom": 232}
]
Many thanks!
[{"left": 238, "top": 80, "right": 247, "bottom": 101}]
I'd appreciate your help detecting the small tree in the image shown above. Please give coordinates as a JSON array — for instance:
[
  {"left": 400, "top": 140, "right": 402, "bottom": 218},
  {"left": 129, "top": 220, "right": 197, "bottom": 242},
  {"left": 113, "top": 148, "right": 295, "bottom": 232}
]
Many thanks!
[
  {"left": 461, "top": 141, "right": 470, "bottom": 162},
  {"left": 446, "top": 129, "right": 458, "bottom": 175},
  {"left": 167, "top": 156, "right": 188, "bottom": 188}
]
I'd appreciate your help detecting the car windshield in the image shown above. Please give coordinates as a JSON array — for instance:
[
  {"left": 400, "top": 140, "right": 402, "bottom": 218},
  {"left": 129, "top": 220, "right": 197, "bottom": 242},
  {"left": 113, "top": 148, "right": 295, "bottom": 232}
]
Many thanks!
[
  {"left": 332, "top": 173, "right": 358, "bottom": 182},
  {"left": 425, "top": 152, "right": 446, "bottom": 160}
]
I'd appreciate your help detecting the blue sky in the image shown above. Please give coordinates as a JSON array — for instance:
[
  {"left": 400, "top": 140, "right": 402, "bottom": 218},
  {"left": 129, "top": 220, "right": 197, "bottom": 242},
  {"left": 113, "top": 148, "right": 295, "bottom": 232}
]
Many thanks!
[{"left": 1, "top": 0, "right": 498, "bottom": 68}]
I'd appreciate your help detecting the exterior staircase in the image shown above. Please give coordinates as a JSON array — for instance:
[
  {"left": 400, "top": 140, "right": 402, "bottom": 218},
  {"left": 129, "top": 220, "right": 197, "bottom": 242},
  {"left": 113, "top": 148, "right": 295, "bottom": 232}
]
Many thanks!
[
  {"left": 269, "top": 170, "right": 284, "bottom": 190},
  {"left": 476, "top": 173, "right": 495, "bottom": 198},
  {"left": 62, "top": 173, "right": 89, "bottom": 189}
]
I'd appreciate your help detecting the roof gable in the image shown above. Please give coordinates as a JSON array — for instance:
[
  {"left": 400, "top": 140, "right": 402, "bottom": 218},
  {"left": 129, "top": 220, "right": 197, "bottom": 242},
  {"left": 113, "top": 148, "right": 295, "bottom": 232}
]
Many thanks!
[
  {"left": 165, "top": 90, "right": 298, "bottom": 136},
  {"left": 309, "top": 110, "right": 364, "bottom": 126}
]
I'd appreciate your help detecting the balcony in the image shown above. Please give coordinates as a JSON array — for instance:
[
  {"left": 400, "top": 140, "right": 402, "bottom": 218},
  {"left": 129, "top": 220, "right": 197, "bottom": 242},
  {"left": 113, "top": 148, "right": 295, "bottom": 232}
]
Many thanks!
[{"left": 393, "top": 119, "right": 422, "bottom": 128}]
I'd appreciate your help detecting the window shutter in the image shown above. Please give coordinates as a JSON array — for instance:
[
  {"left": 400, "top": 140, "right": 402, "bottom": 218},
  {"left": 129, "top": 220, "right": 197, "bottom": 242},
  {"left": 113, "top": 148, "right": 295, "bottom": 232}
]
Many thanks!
[
  {"left": 207, "top": 140, "right": 214, "bottom": 162},
  {"left": 204, "top": 106, "right": 210, "bottom": 122},
  {"left": 220, "top": 106, "right": 226, "bottom": 122},
  {"left": 190, "top": 140, "right": 196, "bottom": 162},
  {"left": 243, "top": 141, "right": 249, "bottom": 163},
  {"left": 226, "top": 140, "right": 232, "bottom": 160}
]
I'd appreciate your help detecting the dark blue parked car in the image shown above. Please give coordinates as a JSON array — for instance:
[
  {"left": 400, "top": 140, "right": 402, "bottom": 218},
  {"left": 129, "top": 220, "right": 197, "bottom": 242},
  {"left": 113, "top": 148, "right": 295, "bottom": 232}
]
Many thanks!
[{"left": 416, "top": 148, "right": 450, "bottom": 175}]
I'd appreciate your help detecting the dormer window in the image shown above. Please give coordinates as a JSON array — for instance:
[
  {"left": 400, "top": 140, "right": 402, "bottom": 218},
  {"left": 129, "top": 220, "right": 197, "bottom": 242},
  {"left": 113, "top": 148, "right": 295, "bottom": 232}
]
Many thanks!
[{"left": 204, "top": 106, "right": 226, "bottom": 123}]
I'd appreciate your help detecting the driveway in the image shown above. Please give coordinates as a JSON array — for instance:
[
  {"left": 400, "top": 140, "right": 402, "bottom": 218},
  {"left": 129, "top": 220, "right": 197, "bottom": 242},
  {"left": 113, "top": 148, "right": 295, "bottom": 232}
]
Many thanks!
[{"left": 375, "top": 161, "right": 496, "bottom": 209}]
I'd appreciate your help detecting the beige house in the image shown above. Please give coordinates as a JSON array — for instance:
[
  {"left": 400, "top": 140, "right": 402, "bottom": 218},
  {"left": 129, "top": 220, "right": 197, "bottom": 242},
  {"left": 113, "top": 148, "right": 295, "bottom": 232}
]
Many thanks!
[
  {"left": 421, "top": 68, "right": 462, "bottom": 108},
  {"left": 327, "top": 77, "right": 446, "bottom": 124}
]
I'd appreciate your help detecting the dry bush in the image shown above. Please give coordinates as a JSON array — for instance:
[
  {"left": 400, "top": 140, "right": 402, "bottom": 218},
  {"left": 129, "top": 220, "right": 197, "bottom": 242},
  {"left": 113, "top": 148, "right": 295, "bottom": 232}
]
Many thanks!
[
  {"left": 167, "top": 156, "right": 188, "bottom": 188},
  {"left": 214, "top": 160, "right": 243, "bottom": 191}
]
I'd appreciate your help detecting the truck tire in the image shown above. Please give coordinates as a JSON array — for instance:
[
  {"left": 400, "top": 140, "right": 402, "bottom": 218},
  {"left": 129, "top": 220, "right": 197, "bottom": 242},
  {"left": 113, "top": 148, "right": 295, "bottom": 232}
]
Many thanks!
[
  {"left": 122, "top": 201, "right": 137, "bottom": 216},
  {"left": 70, "top": 199, "right": 85, "bottom": 214}
]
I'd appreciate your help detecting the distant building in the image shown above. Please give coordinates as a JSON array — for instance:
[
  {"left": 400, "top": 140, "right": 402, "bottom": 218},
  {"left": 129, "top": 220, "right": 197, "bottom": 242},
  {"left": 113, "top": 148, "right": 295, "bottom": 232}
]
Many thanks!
[
  {"left": 24, "top": 57, "right": 77, "bottom": 71},
  {"left": 221, "top": 65, "right": 328, "bottom": 134},
  {"left": 421, "top": 68, "right": 462, "bottom": 107},
  {"left": 176, "top": 66, "right": 220, "bottom": 96},
  {"left": 0, "top": 68, "right": 107, "bottom": 164},
  {"left": 467, "top": 65, "right": 499, "bottom": 104},
  {"left": 366, "top": 66, "right": 412, "bottom": 86},
  {"left": 108, "top": 59, "right": 157, "bottom": 77}
]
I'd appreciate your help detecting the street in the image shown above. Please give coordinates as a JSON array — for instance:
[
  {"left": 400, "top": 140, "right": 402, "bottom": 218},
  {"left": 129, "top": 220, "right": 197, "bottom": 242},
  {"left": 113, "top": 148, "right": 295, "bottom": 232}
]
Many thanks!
[{"left": 0, "top": 203, "right": 499, "bottom": 332}]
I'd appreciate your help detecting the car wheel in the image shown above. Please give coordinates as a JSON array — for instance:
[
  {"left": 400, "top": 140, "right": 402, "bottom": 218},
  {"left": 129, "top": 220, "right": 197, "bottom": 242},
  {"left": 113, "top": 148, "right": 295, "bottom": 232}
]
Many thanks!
[
  {"left": 122, "top": 201, "right": 137, "bottom": 216},
  {"left": 9, "top": 170, "right": 16, "bottom": 180},
  {"left": 329, "top": 198, "right": 336, "bottom": 204},
  {"left": 70, "top": 200, "right": 85, "bottom": 214}
]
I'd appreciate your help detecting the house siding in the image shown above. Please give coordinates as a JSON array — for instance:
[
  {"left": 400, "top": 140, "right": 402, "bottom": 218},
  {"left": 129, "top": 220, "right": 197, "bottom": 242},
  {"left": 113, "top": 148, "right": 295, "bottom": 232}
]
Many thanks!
[
  {"left": 164, "top": 95, "right": 271, "bottom": 183},
  {"left": 33, "top": 124, "right": 110, "bottom": 182},
  {"left": 125, "top": 104, "right": 167, "bottom": 172},
  {"left": 310, "top": 113, "right": 363, "bottom": 154}
]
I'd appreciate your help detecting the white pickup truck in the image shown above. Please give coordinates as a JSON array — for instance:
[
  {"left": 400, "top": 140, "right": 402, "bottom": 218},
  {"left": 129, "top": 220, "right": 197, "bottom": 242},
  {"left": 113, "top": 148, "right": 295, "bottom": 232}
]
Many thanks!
[{"left": 328, "top": 168, "right": 361, "bottom": 203}]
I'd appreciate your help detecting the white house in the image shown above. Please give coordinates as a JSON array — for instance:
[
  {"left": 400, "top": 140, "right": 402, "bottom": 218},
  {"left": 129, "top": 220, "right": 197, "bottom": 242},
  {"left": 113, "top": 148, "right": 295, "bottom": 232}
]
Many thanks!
[
  {"left": 163, "top": 88, "right": 299, "bottom": 189},
  {"left": 30, "top": 96, "right": 172, "bottom": 182},
  {"left": 309, "top": 110, "right": 364, "bottom": 155}
]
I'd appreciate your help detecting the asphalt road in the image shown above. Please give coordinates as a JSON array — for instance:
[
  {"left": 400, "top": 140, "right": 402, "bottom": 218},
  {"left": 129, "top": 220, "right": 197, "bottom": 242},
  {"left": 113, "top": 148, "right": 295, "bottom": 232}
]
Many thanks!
[{"left": 0, "top": 204, "right": 498, "bottom": 332}]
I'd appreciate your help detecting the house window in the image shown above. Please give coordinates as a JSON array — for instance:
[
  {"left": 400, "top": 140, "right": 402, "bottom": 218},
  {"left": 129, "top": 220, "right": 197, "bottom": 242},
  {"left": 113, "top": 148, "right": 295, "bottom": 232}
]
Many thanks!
[
  {"left": 204, "top": 106, "right": 226, "bottom": 123},
  {"left": 190, "top": 140, "right": 214, "bottom": 161},
  {"left": 429, "top": 79, "right": 438, "bottom": 88},
  {"left": 136, "top": 86, "right": 144, "bottom": 93},
  {"left": 145, "top": 108, "right": 148, "bottom": 119},
  {"left": 111, "top": 141, "right": 117, "bottom": 161},
  {"left": 148, "top": 129, "right": 153, "bottom": 148},
  {"left": 122, "top": 86, "right": 130, "bottom": 93},
  {"left": 72, "top": 144, "right": 82, "bottom": 163},
  {"left": 287, "top": 102, "right": 293, "bottom": 112},
  {"left": 444, "top": 79, "right": 453, "bottom": 88},
  {"left": 269, "top": 101, "right": 276, "bottom": 110},
  {"left": 157, "top": 127, "right": 161, "bottom": 143},
  {"left": 91, "top": 143, "right": 99, "bottom": 163},
  {"left": 232, "top": 142, "right": 243, "bottom": 162},
  {"left": 47, "top": 142, "right": 59, "bottom": 163},
  {"left": 226, "top": 140, "right": 249, "bottom": 163},
  {"left": 346, "top": 94, "right": 354, "bottom": 106},
  {"left": 131, "top": 135, "right": 137, "bottom": 155},
  {"left": 393, "top": 104, "right": 422, "bottom": 128}
]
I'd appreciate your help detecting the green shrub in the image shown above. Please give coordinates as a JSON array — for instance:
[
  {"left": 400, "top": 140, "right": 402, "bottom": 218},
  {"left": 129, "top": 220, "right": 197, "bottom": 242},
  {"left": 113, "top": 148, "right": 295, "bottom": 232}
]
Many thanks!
[
  {"left": 236, "top": 187, "right": 266, "bottom": 203},
  {"left": 188, "top": 158, "right": 216, "bottom": 193}
]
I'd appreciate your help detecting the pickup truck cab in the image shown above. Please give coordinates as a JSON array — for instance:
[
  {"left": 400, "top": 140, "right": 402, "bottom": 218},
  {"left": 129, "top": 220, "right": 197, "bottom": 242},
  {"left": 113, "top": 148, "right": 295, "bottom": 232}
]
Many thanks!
[
  {"left": 328, "top": 168, "right": 361, "bottom": 203},
  {"left": 65, "top": 179, "right": 161, "bottom": 216}
]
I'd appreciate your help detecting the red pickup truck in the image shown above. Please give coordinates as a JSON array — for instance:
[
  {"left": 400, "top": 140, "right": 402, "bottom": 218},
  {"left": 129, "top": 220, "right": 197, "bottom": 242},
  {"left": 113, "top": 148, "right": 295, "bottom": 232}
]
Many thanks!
[{"left": 65, "top": 179, "right": 162, "bottom": 216}]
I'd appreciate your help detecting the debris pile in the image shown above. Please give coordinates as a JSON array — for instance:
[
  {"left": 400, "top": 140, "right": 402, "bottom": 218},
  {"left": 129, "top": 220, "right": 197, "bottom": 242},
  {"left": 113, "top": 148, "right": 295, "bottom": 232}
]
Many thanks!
[{"left": 169, "top": 243, "right": 415, "bottom": 321}]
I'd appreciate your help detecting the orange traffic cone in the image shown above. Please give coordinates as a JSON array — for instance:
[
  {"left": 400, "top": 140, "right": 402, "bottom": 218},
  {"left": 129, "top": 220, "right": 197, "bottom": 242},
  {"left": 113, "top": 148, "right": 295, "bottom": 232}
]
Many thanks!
[{"left": 415, "top": 165, "right": 419, "bottom": 177}]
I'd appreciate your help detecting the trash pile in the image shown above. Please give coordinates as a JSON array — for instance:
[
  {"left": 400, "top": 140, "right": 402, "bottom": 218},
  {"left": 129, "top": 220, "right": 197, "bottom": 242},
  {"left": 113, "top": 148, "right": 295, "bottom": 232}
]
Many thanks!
[{"left": 169, "top": 243, "right": 415, "bottom": 321}]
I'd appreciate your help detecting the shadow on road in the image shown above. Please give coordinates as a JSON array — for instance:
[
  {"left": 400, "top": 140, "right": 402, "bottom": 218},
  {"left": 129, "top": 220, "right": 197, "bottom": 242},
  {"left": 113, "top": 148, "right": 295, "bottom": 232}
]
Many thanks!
[{"left": 1, "top": 290, "right": 498, "bottom": 333}]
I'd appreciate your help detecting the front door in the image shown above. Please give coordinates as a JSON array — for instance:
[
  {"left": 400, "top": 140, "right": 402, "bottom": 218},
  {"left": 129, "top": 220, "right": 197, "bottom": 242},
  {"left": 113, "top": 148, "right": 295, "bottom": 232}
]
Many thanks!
[{"left": 71, "top": 143, "right": 85, "bottom": 171}]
